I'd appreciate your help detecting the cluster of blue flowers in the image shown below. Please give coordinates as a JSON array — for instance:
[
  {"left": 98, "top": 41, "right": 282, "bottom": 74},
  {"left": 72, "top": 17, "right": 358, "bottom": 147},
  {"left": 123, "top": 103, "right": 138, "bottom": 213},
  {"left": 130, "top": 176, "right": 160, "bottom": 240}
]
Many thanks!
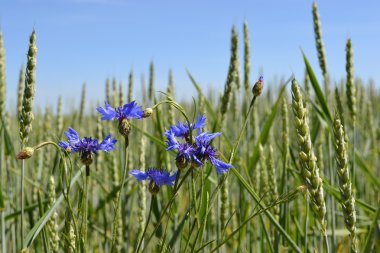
[
  {"left": 165, "top": 114, "right": 233, "bottom": 175},
  {"left": 59, "top": 127, "right": 117, "bottom": 155},
  {"left": 58, "top": 101, "right": 231, "bottom": 190}
]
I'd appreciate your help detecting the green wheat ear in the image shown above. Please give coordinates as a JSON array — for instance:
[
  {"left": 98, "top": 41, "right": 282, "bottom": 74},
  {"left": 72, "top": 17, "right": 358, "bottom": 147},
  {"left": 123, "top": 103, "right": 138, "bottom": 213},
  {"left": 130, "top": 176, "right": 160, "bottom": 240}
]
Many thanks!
[
  {"left": 220, "top": 25, "right": 239, "bottom": 124},
  {"left": 128, "top": 69, "right": 133, "bottom": 102},
  {"left": 78, "top": 82, "right": 86, "bottom": 124},
  {"left": 291, "top": 78, "right": 327, "bottom": 235},
  {"left": 346, "top": 38, "right": 356, "bottom": 123},
  {"left": 259, "top": 144, "right": 268, "bottom": 203},
  {"left": 56, "top": 96, "right": 63, "bottom": 136},
  {"left": 333, "top": 112, "right": 358, "bottom": 252},
  {"left": 243, "top": 21, "right": 250, "bottom": 94},
  {"left": 17, "top": 65, "right": 25, "bottom": 120},
  {"left": 167, "top": 69, "right": 175, "bottom": 125},
  {"left": 20, "top": 30, "right": 37, "bottom": 145},
  {"left": 47, "top": 176, "right": 59, "bottom": 253},
  {"left": 119, "top": 80, "right": 124, "bottom": 106},
  {"left": 148, "top": 61, "right": 154, "bottom": 101},
  {"left": 137, "top": 120, "right": 147, "bottom": 246},
  {"left": 0, "top": 31, "right": 6, "bottom": 120},
  {"left": 312, "top": 1, "right": 330, "bottom": 96},
  {"left": 64, "top": 208, "right": 76, "bottom": 253},
  {"left": 105, "top": 78, "right": 111, "bottom": 103}
]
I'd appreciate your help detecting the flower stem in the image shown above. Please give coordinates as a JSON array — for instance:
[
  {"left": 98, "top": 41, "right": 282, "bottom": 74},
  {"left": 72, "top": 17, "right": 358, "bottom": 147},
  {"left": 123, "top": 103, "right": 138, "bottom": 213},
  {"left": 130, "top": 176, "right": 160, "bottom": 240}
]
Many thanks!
[
  {"left": 135, "top": 195, "right": 155, "bottom": 253},
  {"left": 110, "top": 136, "right": 129, "bottom": 252},
  {"left": 142, "top": 168, "right": 192, "bottom": 251},
  {"left": 21, "top": 153, "right": 25, "bottom": 247},
  {"left": 81, "top": 166, "right": 89, "bottom": 252}
]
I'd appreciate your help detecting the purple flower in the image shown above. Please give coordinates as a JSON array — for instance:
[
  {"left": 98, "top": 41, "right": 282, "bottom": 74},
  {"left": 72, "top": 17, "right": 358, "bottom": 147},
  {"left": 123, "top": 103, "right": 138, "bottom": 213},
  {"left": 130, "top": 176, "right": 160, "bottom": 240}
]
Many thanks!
[
  {"left": 58, "top": 127, "right": 117, "bottom": 155},
  {"left": 59, "top": 128, "right": 117, "bottom": 175},
  {"left": 193, "top": 131, "right": 232, "bottom": 175},
  {"left": 130, "top": 168, "right": 177, "bottom": 186},
  {"left": 164, "top": 117, "right": 232, "bottom": 175},
  {"left": 170, "top": 114, "right": 206, "bottom": 138},
  {"left": 164, "top": 129, "right": 180, "bottom": 151},
  {"left": 97, "top": 101, "right": 144, "bottom": 121}
]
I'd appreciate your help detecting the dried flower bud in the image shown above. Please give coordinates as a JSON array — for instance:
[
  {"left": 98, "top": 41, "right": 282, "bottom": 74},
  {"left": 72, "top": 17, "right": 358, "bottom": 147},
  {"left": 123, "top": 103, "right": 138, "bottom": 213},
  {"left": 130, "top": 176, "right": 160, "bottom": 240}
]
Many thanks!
[
  {"left": 148, "top": 180, "right": 160, "bottom": 195},
  {"left": 16, "top": 147, "right": 35, "bottom": 160},
  {"left": 175, "top": 154, "right": 188, "bottom": 170},
  {"left": 118, "top": 118, "right": 131, "bottom": 137},
  {"left": 142, "top": 108, "right": 153, "bottom": 118},
  {"left": 80, "top": 152, "right": 93, "bottom": 167},
  {"left": 252, "top": 76, "right": 264, "bottom": 97}
]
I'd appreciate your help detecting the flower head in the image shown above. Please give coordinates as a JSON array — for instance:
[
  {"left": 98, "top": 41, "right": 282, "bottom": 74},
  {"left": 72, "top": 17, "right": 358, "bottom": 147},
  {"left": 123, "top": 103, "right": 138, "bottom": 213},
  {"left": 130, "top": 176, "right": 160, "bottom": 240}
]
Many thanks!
[
  {"left": 194, "top": 131, "right": 232, "bottom": 175},
  {"left": 58, "top": 127, "right": 117, "bottom": 172},
  {"left": 97, "top": 101, "right": 144, "bottom": 137},
  {"left": 130, "top": 168, "right": 177, "bottom": 194},
  {"left": 164, "top": 115, "right": 232, "bottom": 175},
  {"left": 169, "top": 114, "right": 206, "bottom": 139},
  {"left": 97, "top": 101, "right": 144, "bottom": 121},
  {"left": 16, "top": 147, "right": 35, "bottom": 160},
  {"left": 252, "top": 75, "right": 264, "bottom": 97}
]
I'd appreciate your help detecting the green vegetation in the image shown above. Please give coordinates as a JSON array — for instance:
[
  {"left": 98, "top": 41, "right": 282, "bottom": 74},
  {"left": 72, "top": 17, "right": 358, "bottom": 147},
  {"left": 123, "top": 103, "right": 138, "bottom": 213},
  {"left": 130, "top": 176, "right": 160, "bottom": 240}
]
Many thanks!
[{"left": 0, "top": 3, "right": 379, "bottom": 253}]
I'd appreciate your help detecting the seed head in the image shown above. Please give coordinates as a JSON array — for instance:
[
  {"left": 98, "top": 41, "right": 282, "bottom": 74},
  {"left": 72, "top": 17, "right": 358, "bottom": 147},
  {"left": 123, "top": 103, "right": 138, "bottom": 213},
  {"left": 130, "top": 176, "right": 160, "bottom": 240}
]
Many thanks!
[
  {"left": 252, "top": 76, "right": 264, "bottom": 97},
  {"left": 142, "top": 108, "right": 153, "bottom": 118},
  {"left": 16, "top": 147, "right": 35, "bottom": 160}
]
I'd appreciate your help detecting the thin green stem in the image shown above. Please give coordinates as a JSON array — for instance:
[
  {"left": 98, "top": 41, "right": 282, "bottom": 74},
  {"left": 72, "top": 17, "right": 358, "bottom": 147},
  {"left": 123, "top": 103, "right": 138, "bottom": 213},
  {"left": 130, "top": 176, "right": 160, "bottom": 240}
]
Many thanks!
[
  {"left": 142, "top": 168, "right": 192, "bottom": 251},
  {"left": 135, "top": 195, "right": 155, "bottom": 253},
  {"left": 110, "top": 136, "right": 129, "bottom": 252},
  {"left": 0, "top": 129, "right": 5, "bottom": 253},
  {"left": 304, "top": 196, "right": 309, "bottom": 252},
  {"left": 352, "top": 121, "right": 356, "bottom": 193},
  {"left": 21, "top": 155, "right": 25, "bottom": 247},
  {"left": 324, "top": 234, "right": 330, "bottom": 253},
  {"left": 81, "top": 166, "right": 89, "bottom": 252}
]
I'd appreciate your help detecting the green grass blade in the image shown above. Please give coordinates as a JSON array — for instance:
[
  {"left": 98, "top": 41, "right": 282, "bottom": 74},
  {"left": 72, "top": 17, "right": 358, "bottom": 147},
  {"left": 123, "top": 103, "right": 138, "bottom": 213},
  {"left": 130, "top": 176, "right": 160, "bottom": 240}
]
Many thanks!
[
  {"left": 23, "top": 166, "right": 85, "bottom": 249},
  {"left": 0, "top": 117, "right": 16, "bottom": 158},
  {"left": 301, "top": 50, "right": 332, "bottom": 122},
  {"left": 355, "top": 152, "right": 380, "bottom": 190},
  {"left": 362, "top": 207, "right": 380, "bottom": 253},
  {"left": 230, "top": 168, "right": 302, "bottom": 253}
]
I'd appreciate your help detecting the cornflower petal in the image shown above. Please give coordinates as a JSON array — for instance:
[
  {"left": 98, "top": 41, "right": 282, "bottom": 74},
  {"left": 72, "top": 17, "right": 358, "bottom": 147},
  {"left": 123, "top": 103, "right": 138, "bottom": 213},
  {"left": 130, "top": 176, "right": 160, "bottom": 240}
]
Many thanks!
[
  {"left": 195, "top": 131, "right": 221, "bottom": 145},
  {"left": 122, "top": 101, "right": 144, "bottom": 119},
  {"left": 210, "top": 157, "right": 233, "bottom": 175},
  {"left": 65, "top": 127, "right": 80, "bottom": 144},
  {"left": 169, "top": 114, "right": 206, "bottom": 138},
  {"left": 58, "top": 141, "right": 73, "bottom": 153},
  {"left": 130, "top": 168, "right": 177, "bottom": 186},
  {"left": 98, "top": 134, "right": 117, "bottom": 151},
  {"left": 164, "top": 129, "right": 180, "bottom": 150},
  {"left": 97, "top": 101, "right": 117, "bottom": 120},
  {"left": 130, "top": 169, "right": 149, "bottom": 181},
  {"left": 170, "top": 121, "right": 188, "bottom": 137},
  {"left": 146, "top": 169, "right": 177, "bottom": 186},
  {"left": 193, "top": 114, "right": 206, "bottom": 130}
]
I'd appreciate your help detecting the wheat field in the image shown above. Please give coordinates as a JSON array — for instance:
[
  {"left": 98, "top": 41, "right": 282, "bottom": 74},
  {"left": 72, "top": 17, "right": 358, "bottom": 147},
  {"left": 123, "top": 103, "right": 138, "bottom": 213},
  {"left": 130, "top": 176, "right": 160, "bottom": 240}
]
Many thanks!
[{"left": 0, "top": 2, "right": 379, "bottom": 253}]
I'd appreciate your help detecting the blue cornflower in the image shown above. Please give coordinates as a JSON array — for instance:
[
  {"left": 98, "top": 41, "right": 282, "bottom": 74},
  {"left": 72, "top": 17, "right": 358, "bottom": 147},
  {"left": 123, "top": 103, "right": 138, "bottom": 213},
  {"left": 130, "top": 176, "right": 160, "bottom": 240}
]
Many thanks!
[
  {"left": 194, "top": 131, "right": 233, "bottom": 175},
  {"left": 164, "top": 120, "right": 232, "bottom": 175},
  {"left": 130, "top": 168, "right": 177, "bottom": 194},
  {"left": 170, "top": 114, "right": 206, "bottom": 139},
  {"left": 97, "top": 101, "right": 144, "bottom": 121},
  {"left": 165, "top": 129, "right": 198, "bottom": 169},
  {"left": 58, "top": 127, "right": 117, "bottom": 174},
  {"left": 97, "top": 101, "right": 144, "bottom": 137}
]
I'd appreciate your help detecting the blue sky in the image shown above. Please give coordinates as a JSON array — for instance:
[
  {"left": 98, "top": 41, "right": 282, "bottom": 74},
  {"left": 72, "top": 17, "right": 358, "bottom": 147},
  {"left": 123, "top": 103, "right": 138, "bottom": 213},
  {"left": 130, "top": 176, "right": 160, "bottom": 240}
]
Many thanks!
[{"left": 1, "top": 0, "right": 379, "bottom": 111}]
